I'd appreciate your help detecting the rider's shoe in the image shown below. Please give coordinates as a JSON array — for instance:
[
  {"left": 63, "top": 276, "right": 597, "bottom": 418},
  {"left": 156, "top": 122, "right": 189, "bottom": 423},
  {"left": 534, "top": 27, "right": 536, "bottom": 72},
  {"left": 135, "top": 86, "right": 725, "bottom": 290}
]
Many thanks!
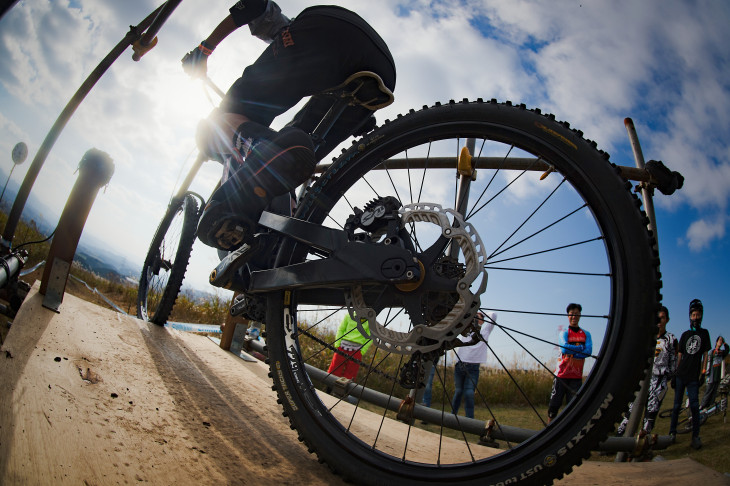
[
  {"left": 197, "top": 196, "right": 261, "bottom": 251},
  {"left": 690, "top": 436, "right": 702, "bottom": 449},
  {"left": 197, "top": 126, "right": 316, "bottom": 250}
]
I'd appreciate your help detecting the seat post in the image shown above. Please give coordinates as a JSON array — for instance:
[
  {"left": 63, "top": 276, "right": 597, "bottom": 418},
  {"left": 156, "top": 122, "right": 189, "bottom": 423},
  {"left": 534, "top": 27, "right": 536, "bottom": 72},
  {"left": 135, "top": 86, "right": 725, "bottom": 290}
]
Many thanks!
[{"left": 309, "top": 97, "right": 351, "bottom": 152}]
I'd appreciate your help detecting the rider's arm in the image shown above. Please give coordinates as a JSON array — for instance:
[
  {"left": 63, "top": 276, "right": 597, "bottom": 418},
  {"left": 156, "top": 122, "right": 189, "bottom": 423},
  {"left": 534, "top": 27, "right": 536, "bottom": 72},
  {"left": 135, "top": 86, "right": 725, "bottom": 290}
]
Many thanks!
[
  {"left": 203, "top": 15, "right": 240, "bottom": 50},
  {"left": 246, "top": 1, "right": 290, "bottom": 42},
  {"left": 668, "top": 335, "right": 678, "bottom": 375},
  {"left": 202, "top": 0, "right": 285, "bottom": 51},
  {"left": 229, "top": 0, "right": 269, "bottom": 26},
  {"left": 558, "top": 329, "right": 582, "bottom": 356},
  {"left": 578, "top": 331, "right": 593, "bottom": 358},
  {"left": 481, "top": 322, "right": 495, "bottom": 342}
]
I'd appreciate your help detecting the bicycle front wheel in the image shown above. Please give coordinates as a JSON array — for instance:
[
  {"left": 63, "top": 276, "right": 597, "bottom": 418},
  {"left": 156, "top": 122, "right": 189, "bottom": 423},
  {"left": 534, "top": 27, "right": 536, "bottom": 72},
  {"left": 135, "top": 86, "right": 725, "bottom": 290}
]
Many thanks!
[
  {"left": 137, "top": 194, "right": 198, "bottom": 324},
  {"left": 265, "top": 99, "right": 660, "bottom": 485}
]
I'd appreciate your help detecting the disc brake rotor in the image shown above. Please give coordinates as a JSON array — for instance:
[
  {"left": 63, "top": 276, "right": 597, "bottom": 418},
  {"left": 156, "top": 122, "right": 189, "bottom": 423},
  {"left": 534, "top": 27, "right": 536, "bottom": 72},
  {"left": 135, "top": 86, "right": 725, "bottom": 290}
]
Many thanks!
[{"left": 346, "top": 203, "right": 488, "bottom": 355}]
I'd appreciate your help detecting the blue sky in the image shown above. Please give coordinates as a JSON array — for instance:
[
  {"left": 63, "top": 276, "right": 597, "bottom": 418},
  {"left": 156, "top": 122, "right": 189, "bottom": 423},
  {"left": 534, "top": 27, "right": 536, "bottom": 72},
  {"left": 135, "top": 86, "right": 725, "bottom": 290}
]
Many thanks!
[{"left": 0, "top": 0, "right": 728, "bottom": 348}]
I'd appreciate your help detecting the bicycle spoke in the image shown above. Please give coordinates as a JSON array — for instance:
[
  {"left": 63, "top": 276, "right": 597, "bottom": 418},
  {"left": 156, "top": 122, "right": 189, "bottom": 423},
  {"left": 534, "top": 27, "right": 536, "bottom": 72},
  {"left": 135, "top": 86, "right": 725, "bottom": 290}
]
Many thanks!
[
  {"left": 485, "top": 236, "right": 605, "bottom": 266},
  {"left": 265, "top": 101, "right": 658, "bottom": 484}
]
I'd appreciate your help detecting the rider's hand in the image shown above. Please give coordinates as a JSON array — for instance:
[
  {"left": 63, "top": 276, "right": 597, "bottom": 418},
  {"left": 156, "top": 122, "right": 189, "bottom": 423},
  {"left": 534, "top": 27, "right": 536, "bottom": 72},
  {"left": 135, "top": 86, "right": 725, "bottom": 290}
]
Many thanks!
[{"left": 181, "top": 41, "right": 213, "bottom": 78}]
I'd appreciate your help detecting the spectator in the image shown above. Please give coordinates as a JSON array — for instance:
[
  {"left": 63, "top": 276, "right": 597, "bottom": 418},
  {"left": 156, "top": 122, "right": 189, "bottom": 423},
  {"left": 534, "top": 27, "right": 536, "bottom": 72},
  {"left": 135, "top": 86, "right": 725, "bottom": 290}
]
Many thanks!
[
  {"left": 699, "top": 335, "right": 728, "bottom": 410},
  {"left": 617, "top": 305, "right": 677, "bottom": 435},
  {"left": 327, "top": 314, "right": 371, "bottom": 381},
  {"left": 547, "top": 303, "right": 592, "bottom": 425},
  {"left": 669, "top": 299, "right": 711, "bottom": 449},
  {"left": 451, "top": 312, "right": 496, "bottom": 418}
]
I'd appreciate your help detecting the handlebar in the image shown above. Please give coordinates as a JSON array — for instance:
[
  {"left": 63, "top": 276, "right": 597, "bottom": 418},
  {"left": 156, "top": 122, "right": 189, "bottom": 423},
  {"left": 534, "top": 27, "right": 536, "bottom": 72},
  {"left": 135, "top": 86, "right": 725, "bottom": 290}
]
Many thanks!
[
  {"left": 132, "top": 0, "right": 183, "bottom": 61},
  {"left": 204, "top": 77, "right": 225, "bottom": 98}
]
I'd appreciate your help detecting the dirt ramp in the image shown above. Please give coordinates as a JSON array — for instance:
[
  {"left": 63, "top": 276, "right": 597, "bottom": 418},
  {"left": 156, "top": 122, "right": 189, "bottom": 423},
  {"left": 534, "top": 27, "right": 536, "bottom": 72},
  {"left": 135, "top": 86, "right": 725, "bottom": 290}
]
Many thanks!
[
  {"left": 556, "top": 457, "right": 728, "bottom": 485},
  {"left": 0, "top": 285, "right": 343, "bottom": 485},
  {"left": 2, "top": 285, "right": 727, "bottom": 485}
]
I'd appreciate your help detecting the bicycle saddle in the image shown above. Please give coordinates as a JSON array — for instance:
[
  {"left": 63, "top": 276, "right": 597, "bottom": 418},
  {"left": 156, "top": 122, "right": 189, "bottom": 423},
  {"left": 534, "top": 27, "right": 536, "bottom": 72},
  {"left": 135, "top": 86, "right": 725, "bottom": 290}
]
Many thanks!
[{"left": 321, "top": 71, "right": 394, "bottom": 111}]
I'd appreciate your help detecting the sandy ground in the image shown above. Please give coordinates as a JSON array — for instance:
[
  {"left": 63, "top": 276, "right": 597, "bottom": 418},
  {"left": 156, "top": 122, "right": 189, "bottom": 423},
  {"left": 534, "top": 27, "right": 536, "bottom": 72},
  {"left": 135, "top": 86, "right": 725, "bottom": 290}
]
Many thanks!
[{"left": 1, "top": 284, "right": 728, "bottom": 485}]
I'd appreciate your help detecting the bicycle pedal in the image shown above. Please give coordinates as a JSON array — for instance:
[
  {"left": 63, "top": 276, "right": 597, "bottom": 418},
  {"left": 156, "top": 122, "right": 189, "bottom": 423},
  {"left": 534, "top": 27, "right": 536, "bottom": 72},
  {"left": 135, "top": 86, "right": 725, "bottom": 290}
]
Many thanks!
[{"left": 209, "top": 235, "right": 266, "bottom": 288}]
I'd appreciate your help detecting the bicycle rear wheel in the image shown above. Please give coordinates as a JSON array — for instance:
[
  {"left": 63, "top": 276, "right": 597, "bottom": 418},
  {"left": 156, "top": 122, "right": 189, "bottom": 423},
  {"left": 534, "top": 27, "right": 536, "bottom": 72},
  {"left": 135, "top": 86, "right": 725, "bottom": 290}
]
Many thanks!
[
  {"left": 137, "top": 194, "right": 198, "bottom": 324},
  {"left": 265, "top": 100, "right": 660, "bottom": 485}
]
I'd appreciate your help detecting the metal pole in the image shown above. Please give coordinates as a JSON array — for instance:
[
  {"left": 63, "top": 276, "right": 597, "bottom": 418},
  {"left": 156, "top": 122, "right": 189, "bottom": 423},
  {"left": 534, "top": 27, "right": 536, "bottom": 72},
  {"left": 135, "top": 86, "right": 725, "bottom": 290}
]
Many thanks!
[
  {"left": 0, "top": 5, "right": 163, "bottom": 252},
  {"left": 615, "top": 118, "right": 659, "bottom": 462},
  {"left": 314, "top": 157, "right": 652, "bottom": 183},
  {"left": 243, "top": 338, "right": 673, "bottom": 452},
  {"left": 39, "top": 149, "right": 114, "bottom": 311},
  {"left": 0, "top": 165, "right": 16, "bottom": 208}
]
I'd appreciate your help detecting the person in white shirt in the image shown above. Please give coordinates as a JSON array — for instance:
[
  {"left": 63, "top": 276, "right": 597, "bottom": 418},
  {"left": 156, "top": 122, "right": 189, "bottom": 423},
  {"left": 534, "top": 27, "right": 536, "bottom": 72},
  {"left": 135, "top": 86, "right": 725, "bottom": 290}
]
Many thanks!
[{"left": 451, "top": 312, "right": 496, "bottom": 418}]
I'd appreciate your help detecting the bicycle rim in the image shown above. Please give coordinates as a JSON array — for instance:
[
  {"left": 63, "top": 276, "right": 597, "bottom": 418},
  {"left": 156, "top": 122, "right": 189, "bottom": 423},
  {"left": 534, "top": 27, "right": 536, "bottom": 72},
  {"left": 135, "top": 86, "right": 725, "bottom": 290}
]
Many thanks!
[
  {"left": 265, "top": 100, "right": 660, "bottom": 484},
  {"left": 137, "top": 194, "right": 198, "bottom": 324}
]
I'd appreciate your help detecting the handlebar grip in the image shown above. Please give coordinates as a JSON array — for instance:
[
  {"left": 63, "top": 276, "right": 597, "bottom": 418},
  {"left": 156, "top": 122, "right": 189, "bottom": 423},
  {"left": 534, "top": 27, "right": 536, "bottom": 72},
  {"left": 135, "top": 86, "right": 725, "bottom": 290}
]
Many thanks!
[{"left": 132, "top": 36, "right": 158, "bottom": 62}]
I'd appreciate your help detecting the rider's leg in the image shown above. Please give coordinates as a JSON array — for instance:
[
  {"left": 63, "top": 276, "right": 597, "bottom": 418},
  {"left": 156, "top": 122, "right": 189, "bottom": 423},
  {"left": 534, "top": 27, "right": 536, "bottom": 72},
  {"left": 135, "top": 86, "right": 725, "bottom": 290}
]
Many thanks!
[
  {"left": 686, "top": 380, "right": 701, "bottom": 439},
  {"left": 547, "top": 378, "right": 565, "bottom": 425},
  {"left": 699, "top": 379, "right": 718, "bottom": 410},
  {"left": 616, "top": 401, "right": 633, "bottom": 436},
  {"left": 643, "top": 374, "right": 666, "bottom": 433},
  {"left": 463, "top": 363, "right": 480, "bottom": 419},
  {"left": 197, "top": 121, "right": 315, "bottom": 250},
  {"left": 421, "top": 362, "right": 437, "bottom": 407},
  {"left": 197, "top": 11, "right": 395, "bottom": 251},
  {"left": 669, "top": 377, "right": 687, "bottom": 435},
  {"left": 451, "top": 362, "right": 466, "bottom": 415}
]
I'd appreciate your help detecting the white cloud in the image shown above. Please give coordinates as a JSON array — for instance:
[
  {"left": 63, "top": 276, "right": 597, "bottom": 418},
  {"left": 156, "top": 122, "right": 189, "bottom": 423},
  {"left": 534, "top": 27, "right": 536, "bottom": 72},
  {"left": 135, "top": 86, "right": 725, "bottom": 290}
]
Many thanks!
[
  {"left": 686, "top": 214, "right": 727, "bottom": 251},
  {"left": 2, "top": 0, "right": 730, "bottom": 279}
]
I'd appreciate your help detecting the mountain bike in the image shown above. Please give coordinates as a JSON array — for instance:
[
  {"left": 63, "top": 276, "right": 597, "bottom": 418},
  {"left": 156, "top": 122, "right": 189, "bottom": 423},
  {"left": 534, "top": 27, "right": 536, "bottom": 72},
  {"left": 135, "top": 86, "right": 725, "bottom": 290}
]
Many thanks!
[{"left": 137, "top": 71, "right": 663, "bottom": 485}]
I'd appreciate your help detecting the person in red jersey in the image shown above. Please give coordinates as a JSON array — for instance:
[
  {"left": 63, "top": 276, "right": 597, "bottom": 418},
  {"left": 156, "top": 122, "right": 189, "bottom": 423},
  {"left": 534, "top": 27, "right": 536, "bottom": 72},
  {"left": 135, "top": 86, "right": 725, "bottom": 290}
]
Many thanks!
[{"left": 547, "top": 303, "right": 592, "bottom": 424}]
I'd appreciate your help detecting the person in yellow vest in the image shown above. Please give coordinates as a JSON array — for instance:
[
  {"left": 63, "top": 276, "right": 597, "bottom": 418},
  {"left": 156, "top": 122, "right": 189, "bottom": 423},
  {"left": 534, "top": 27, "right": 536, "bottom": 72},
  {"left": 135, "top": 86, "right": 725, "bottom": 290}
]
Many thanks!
[{"left": 327, "top": 314, "right": 371, "bottom": 380}]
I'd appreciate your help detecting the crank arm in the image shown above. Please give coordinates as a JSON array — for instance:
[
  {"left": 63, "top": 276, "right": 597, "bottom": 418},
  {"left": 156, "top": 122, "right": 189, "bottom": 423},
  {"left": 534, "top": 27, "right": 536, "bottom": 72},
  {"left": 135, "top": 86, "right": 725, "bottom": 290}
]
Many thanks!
[
  {"left": 249, "top": 239, "right": 421, "bottom": 292},
  {"left": 258, "top": 211, "right": 347, "bottom": 253}
]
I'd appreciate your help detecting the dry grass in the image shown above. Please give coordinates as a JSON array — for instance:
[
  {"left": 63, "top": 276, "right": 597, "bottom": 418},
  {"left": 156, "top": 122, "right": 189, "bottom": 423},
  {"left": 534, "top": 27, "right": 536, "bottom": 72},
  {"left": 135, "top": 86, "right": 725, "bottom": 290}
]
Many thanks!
[{"left": 298, "top": 325, "right": 555, "bottom": 407}]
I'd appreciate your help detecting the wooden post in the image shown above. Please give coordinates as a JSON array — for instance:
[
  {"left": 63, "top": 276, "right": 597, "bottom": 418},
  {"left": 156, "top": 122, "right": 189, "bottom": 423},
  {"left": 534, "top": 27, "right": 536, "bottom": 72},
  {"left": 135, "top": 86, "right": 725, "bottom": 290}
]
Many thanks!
[
  {"left": 39, "top": 149, "right": 114, "bottom": 311},
  {"left": 220, "top": 292, "right": 249, "bottom": 351}
]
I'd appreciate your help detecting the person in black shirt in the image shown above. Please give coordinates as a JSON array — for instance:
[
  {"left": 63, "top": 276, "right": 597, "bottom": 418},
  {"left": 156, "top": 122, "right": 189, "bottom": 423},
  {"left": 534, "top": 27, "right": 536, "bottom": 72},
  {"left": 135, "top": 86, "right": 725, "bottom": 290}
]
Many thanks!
[
  {"left": 669, "top": 299, "right": 711, "bottom": 449},
  {"left": 181, "top": 1, "right": 396, "bottom": 252}
]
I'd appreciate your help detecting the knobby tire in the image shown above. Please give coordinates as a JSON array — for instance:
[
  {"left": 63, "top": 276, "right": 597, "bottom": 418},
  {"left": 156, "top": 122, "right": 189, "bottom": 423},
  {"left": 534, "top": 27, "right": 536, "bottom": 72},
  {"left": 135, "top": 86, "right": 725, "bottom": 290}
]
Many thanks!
[
  {"left": 264, "top": 99, "right": 661, "bottom": 485},
  {"left": 137, "top": 194, "right": 198, "bottom": 325}
]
